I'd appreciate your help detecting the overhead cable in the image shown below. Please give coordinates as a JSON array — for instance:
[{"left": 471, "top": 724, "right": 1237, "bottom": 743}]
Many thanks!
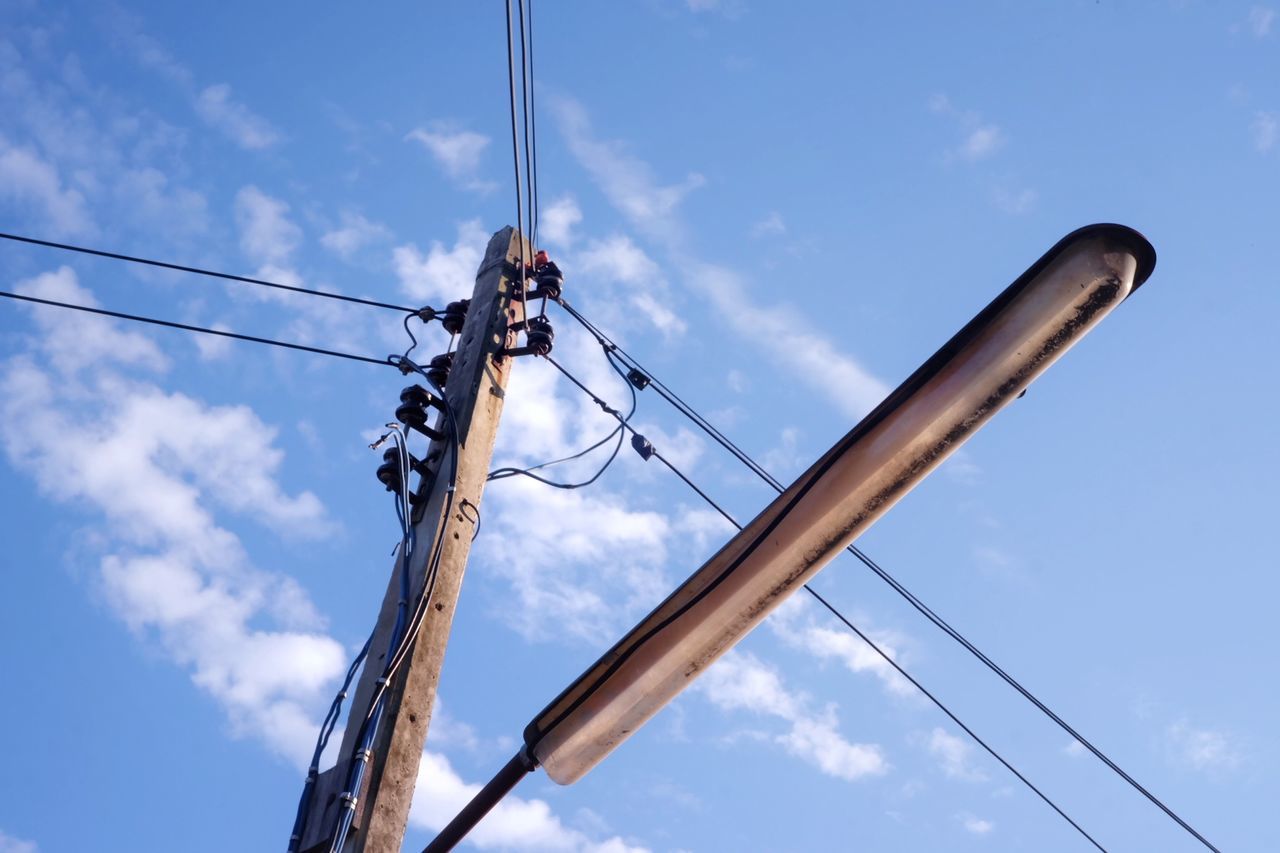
[
  {"left": 554, "top": 297, "right": 1218, "bottom": 852},
  {"left": 0, "top": 231, "right": 417, "bottom": 313},
  {"left": 539, "top": 352, "right": 1107, "bottom": 851},
  {"left": 0, "top": 290, "right": 395, "bottom": 367}
]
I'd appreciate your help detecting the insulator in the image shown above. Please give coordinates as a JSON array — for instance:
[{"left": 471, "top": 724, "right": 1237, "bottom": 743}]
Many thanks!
[
  {"left": 631, "top": 433, "right": 655, "bottom": 461},
  {"left": 525, "top": 316, "right": 555, "bottom": 355},
  {"left": 442, "top": 299, "right": 470, "bottom": 335},
  {"left": 399, "top": 384, "right": 444, "bottom": 411},
  {"left": 528, "top": 258, "right": 564, "bottom": 299},
  {"left": 427, "top": 352, "right": 454, "bottom": 388},
  {"left": 394, "top": 385, "right": 445, "bottom": 440},
  {"left": 376, "top": 447, "right": 403, "bottom": 493}
]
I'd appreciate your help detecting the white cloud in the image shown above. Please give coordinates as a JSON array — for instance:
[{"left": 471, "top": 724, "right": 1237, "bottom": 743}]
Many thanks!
[
  {"left": 410, "top": 752, "right": 650, "bottom": 852},
  {"left": 540, "top": 196, "right": 584, "bottom": 248},
  {"left": 575, "top": 235, "right": 663, "bottom": 285},
  {"left": 992, "top": 186, "right": 1037, "bottom": 215},
  {"left": 406, "top": 125, "right": 495, "bottom": 191},
  {"left": 927, "top": 727, "right": 986, "bottom": 781},
  {"left": 1063, "top": 739, "right": 1086, "bottom": 758},
  {"left": 553, "top": 99, "right": 889, "bottom": 420},
  {"left": 687, "top": 261, "right": 890, "bottom": 419},
  {"left": 1252, "top": 111, "right": 1278, "bottom": 152},
  {"left": 1249, "top": 6, "right": 1275, "bottom": 36},
  {"left": 193, "top": 323, "right": 234, "bottom": 361},
  {"left": 554, "top": 97, "right": 705, "bottom": 246},
  {"left": 700, "top": 652, "right": 888, "bottom": 781},
  {"left": 1165, "top": 720, "right": 1241, "bottom": 772},
  {"left": 751, "top": 212, "right": 787, "bottom": 237},
  {"left": 196, "top": 84, "right": 281, "bottom": 150},
  {"left": 959, "top": 813, "right": 994, "bottom": 835},
  {"left": 0, "top": 830, "right": 38, "bottom": 853},
  {"left": 321, "top": 211, "right": 391, "bottom": 258},
  {"left": 235, "top": 185, "right": 302, "bottom": 266},
  {"left": 769, "top": 597, "right": 915, "bottom": 698},
  {"left": 393, "top": 219, "right": 489, "bottom": 305},
  {"left": 0, "top": 135, "right": 92, "bottom": 236},
  {"left": 929, "top": 94, "right": 1007, "bottom": 162},
  {"left": 114, "top": 167, "right": 209, "bottom": 237},
  {"left": 2, "top": 269, "right": 340, "bottom": 766},
  {"left": 960, "top": 125, "right": 1003, "bottom": 160}
]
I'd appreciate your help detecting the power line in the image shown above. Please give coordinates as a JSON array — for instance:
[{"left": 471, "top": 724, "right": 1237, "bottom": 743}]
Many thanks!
[
  {"left": 554, "top": 297, "right": 1219, "bottom": 852},
  {"left": 539, "top": 352, "right": 1107, "bottom": 851},
  {"left": 517, "top": 0, "right": 536, "bottom": 255},
  {"left": 1, "top": 289, "right": 395, "bottom": 368},
  {"left": 0, "top": 231, "right": 418, "bottom": 313},
  {"left": 526, "top": 0, "right": 541, "bottom": 248},
  {"left": 504, "top": 0, "right": 528, "bottom": 273}
]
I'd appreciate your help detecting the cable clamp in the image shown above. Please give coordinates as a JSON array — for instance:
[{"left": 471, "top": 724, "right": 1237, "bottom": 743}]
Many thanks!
[
  {"left": 338, "top": 791, "right": 358, "bottom": 810},
  {"left": 355, "top": 748, "right": 373, "bottom": 763},
  {"left": 415, "top": 306, "right": 437, "bottom": 323}
]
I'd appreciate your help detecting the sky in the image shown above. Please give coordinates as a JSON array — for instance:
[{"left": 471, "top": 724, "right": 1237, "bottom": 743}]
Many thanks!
[{"left": 0, "top": 1, "right": 1277, "bottom": 851}]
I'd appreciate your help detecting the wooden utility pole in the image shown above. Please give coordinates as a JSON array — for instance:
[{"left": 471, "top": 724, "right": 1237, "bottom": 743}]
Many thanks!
[{"left": 298, "top": 226, "right": 528, "bottom": 853}]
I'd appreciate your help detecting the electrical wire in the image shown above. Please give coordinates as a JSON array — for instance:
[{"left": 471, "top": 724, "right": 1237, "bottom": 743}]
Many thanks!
[
  {"left": 553, "top": 297, "right": 1219, "bottom": 852},
  {"left": 517, "top": 0, "right": 535, "bottom": 259},
  {"left": 526, "top": 0, "right": 540, "bottom": 249},
  {"left": 486, "top": 353, "right": 637, "bottom": 489},
  {"left": 504, "top": 0, "right": 528, "bottom": 283},
  {"left": 0, "top": 231, "right": 418, "bottom": 313},
  {"left": 539, "top": 353, "right": 1107, "bottom": 851},
  {"left": 289, "top": 632, "right": 374, "bottom": 851},
  {"left": 324, "top": 362, "right": 461, "bottom": 852},
  {"left": 0, "top": 289, "right": 396, "bottom": 367}
]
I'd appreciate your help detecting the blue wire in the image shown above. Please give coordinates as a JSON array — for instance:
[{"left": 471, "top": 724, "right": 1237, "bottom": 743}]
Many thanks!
[{"left": 328, "top": 359, "right": 460, "bottom": 852}]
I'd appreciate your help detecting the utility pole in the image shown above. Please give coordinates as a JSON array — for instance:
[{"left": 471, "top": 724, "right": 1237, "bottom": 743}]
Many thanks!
[{"left": 298, "top": 226, "right": 529, "bottom": 853}]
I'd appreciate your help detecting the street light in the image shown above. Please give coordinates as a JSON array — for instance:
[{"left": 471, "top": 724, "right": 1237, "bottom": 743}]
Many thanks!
[{"left": 424, "top": 223, "right": 1156, "bottom": 851}]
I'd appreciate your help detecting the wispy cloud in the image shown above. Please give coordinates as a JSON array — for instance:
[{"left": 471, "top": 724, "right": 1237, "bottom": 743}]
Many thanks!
[
  {"left": 926, "top": 727, "right": 987, "bottom": 781},
  {"left": 0, "top": 830, "right": 38, "bottom": 853},
  {"left": 392, "top": 219, "right": 489, "bottom": 305},
  {"left": 1252, "top": 111, "right": 1278, "bottom": 151},
  {"left": 751, "top": 211, "right": 787, "bottom": 237},
  {"left": 0, "top": 135, "right": 93, "bottom": 236},
  {"left": 929, "top": 94, "right": 1006, "bottom": 162},
  {"left": 235, "top": 185, "right": 303, "bottom": 265},
  {"left": 1165, "top": 720, "right": 1242, "bottom": 772},
  {"left": 700, "top": 652, "right": 889, "bottom": 781},
  {"left": 196, "top": 84, "right": 281, "bottom": 150},
  {"left": 2, "top": 269, "right": 338, "bottom": 766},
  {"left": 406, "top": 124, "right": 496, "bottom": 192},
  {"left": 959, "top": 812, "right": 995, "bottom": 835},
  {"left": 320, "top": 211, "right": 391, "bottom": 259},
  {"left": 553, "top": 96, "right": 890, "bottom": 420},
  {"left": 769, "top": 597, "right": 915, "bottom": 698},
  {"left": 539, "top": 195, "right": 584, "bottom": 248},
  {"left": 1248, "top": 6, "right": 1276, "bottom": 37},
  {"left": 992, "top": 186, "right": 1038, "bottom": 215}
]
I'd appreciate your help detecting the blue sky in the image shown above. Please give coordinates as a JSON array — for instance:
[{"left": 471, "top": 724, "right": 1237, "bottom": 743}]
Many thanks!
[{"left": 1, "top": 1, "right": 1276, "bottom": 851}]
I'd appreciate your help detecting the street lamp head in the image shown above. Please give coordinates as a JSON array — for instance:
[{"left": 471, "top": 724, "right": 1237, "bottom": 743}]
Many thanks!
[{"left": 522, "top": 224, "right": 1156, "bottom": 786}]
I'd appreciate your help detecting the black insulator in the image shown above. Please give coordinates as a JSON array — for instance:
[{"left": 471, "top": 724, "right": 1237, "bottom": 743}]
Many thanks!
[
  {"left": 376, "top": 447, "right": 403, "bottom": 493},
  {"left": 631, "top": 433, "right": 655, "bottom": 461},
  {"left": 626, "top": 368, "right": 651, "bottom": 390},
  {"left": 427, "top": 352, "right": 455, "bottom": 388},
  {"left": 399, "top": 384, "right": 443, "bottom": 411},
  {"left": 442, "top": 299, "right": 470, "bottom": 335},
  {"left": 395, "top": 401, "right": 427, "bottom": 431},
  {"left": 525, "top": 316, "right": 555, "bottom": 355}
]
